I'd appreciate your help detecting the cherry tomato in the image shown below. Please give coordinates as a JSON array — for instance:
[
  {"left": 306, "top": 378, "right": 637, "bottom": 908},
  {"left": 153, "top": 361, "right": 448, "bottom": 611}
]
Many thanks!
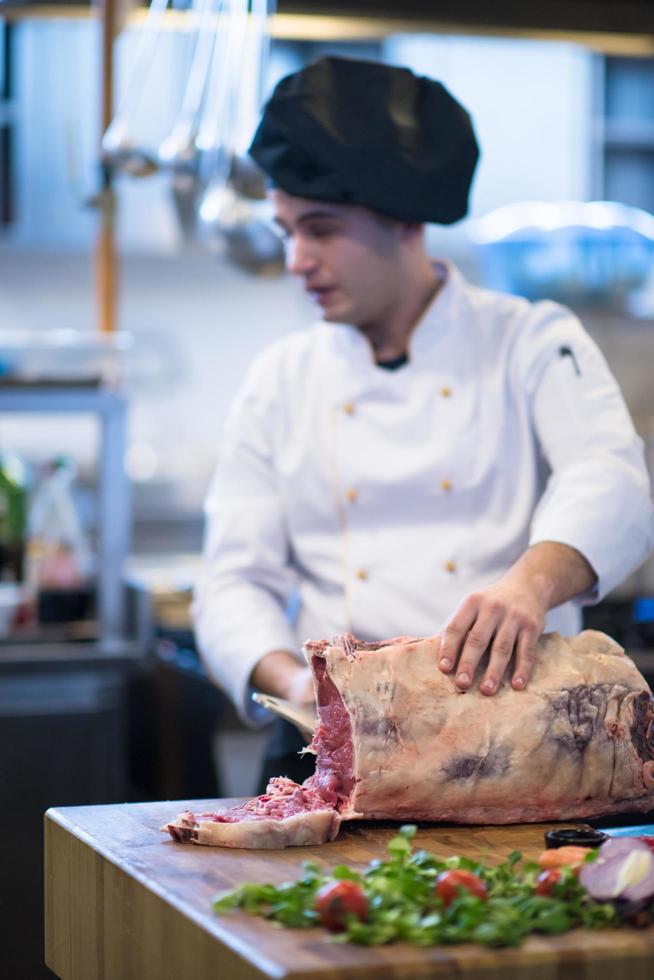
[
  {"left": 435, "top": 869, "right": 488, "bottom": 907},
  {"left": 637, "top": 837, "right": 654, "bottom": 853},
  {"left": 535, "top": 869, "right": 562, "bottom": 896},
  {"left": 314, "top": 879, "right": 368, "bottom": 932}
]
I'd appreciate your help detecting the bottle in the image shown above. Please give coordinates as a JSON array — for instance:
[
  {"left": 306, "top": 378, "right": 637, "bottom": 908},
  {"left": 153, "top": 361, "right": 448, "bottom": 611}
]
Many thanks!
[
  {"left": 26, "top": 457, "right": 94, "bottom": 622},
  {"left": 0, "top": 452, "right": 29, "bottom": 583}
]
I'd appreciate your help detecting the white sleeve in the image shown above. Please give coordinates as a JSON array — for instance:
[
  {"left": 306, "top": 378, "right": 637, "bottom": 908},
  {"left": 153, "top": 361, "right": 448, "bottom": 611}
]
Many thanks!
[
  {"left": 192, "top": 353, "right": 300, "bottom": 727},
  {"left": 523, "top": 304, "right": 654, "bottom": 603}
]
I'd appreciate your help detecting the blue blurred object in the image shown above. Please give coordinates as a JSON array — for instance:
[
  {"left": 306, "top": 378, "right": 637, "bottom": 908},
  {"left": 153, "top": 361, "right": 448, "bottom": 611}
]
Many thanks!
[
  {"left": 469, "top": 201, "right": 654, "bottom": 311},
  {"left": 600, "top": 825, "right": 654, "bottom": 837},
  {"left": 633, "top": 597, "right": 654, "bottom": 623}
]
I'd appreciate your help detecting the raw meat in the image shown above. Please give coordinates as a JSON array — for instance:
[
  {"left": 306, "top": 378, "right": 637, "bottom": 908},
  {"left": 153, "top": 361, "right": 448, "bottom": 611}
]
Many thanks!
[
  {"left": 163, "top": 776, "right": 340, "bottom": 848},
  {"left": 308, "top": 630, "right": 654, "bottom": 824},
  {"left": 163, "top": 630, "right": 654, "bottom": 847}
]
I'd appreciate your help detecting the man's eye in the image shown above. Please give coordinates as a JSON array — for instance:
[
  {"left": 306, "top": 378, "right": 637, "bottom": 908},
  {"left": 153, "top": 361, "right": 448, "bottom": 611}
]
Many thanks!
[{"left": 307, "top": 224, "right": 338, "bottom": 238}]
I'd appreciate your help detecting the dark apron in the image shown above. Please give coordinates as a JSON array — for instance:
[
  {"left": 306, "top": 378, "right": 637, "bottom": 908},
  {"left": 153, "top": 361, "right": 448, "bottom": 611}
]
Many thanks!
[{"left": 256, "top": 717, "right": 316, "bottom": 794}]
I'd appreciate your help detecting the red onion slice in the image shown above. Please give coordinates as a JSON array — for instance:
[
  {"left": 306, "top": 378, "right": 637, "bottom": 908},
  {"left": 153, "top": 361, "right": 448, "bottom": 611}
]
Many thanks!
[{"left": 580, "top": 838, "right": 654, "bottom": 903}]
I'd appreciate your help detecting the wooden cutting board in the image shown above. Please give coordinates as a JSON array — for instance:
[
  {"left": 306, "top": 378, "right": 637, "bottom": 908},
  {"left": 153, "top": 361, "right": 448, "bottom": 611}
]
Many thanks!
[{"left": 45, "top": 799, "right": 654, "bottom": 980}]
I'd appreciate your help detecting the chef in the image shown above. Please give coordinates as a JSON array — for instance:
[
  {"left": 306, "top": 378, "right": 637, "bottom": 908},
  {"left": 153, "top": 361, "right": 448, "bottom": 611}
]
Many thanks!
[{"left": 193, "top": 56, "right": 654, "bottom": 789}]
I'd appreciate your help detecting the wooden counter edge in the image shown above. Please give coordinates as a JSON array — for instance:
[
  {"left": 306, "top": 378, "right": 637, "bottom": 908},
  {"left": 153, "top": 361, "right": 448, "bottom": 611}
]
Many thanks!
[{"left": 43, "top": 807, "right": 282, "bottom": 980}]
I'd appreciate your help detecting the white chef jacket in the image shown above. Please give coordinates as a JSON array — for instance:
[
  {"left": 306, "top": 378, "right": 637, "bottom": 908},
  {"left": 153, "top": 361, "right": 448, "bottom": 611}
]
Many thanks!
[{"left": 194, "top": 261, "right": 654, "bottom": 725}]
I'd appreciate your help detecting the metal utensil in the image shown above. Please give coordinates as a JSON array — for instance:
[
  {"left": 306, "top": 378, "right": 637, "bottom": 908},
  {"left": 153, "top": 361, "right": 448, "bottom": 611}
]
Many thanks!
[
  {"left": 157, "top": 0, "right": 223, "bottom": 239},
  {"left": 158, "top": 0, "right": 224, "bottom": 174},
  {"left": 195, "top": 0, "right": 285, "bottom": 270},
  {"left": 102, "top": 0, "right": 170, "bottom": 177},
  {"left": 251, "top": 692, "right": 316, "bottom": 735}
]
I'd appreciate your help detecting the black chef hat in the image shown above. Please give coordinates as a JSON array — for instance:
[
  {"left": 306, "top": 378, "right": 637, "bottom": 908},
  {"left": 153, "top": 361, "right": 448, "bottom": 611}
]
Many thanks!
[{"left": 248, "top": 56, "right": 479, "bottom": 225}]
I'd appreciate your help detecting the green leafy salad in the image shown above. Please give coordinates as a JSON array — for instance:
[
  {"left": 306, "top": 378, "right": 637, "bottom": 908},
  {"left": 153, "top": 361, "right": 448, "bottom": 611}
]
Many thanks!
[{"left": 213, "top": 825, "right": 618, "bottom": 947}]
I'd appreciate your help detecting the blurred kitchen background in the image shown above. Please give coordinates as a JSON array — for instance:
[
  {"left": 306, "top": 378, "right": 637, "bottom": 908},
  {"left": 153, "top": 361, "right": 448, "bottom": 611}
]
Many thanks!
[{"left": 0, "top": 0, "right": 654, "bottom": 974}]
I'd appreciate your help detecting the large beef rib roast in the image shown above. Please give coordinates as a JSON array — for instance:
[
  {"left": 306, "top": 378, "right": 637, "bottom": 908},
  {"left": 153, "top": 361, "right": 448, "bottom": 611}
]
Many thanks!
[{"left": 163, "top": 630, "right": 654, "bottom": 848}]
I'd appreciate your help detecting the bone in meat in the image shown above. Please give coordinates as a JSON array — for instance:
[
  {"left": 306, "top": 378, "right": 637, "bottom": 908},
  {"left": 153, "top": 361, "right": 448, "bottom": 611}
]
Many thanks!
[{"left": 163, "top": 631, "right": 654, "bottom": 847}]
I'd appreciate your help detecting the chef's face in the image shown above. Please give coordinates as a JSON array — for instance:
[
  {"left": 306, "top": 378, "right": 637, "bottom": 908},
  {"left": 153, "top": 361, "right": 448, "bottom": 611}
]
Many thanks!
[{"left": 271, "top": 189, "right": 409, "bottom": 326}]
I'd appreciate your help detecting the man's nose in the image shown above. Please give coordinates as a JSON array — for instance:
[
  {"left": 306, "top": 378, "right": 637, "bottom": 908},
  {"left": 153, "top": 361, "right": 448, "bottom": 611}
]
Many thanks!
[{"left": 285, "top": 236, "right": 318, "bottom": 276}]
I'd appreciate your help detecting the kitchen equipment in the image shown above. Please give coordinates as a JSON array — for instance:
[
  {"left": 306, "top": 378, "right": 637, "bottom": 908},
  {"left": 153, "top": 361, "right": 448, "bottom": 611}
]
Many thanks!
[
  {"left": 251, "top": 691, "right": 316, "bottom": 735},
  {"left": 545, "top": 827, "right": 609, "bottom": 849},
  {"left": 158, "top": 0, "right": 225, "bottom": 240},
  {"left": 0, "top": 328, "right": 131, "bottom": 385},
  {"left": 195, "top": 0, "right": 284, "bottom": 272},
  {"left": 199, "top": 174, "right": 284, "bottom": 271},
  {"left": 470, "top": 201, "right": 654, "bottom": 313},
  {"left": 0, "top": 384, "right": 130, "bottom": 648},
  {"left": 101, "top": 0, "right": 280, "bottom": 269},
  {"left": 45, "top": 802, "right": 654, "bottom": 980},
  {"left": 101, "top": 0, "right": 169, "bottom": 177},
  {"left": 157, "top": 0, "right": 223, "bottom": 175}
]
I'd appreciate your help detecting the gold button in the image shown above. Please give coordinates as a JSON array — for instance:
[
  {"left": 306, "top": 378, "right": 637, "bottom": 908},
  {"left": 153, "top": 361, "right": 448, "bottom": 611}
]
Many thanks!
[
  {"left": 440, "top": 479, "right": 453, "bottom": 492},
  {"left": 444, "top": 560, "right": 457, "bottom": 573},
  {"left": 440, "top": 386, "right": 452, "bottom": 398},
  {"left": 343, "top": 401, "right": 355, "bottom": 415},
  {"left": 346, "top": 488, "right": 359, "bottom": 503},
  {"left": 356, "top": 569, "right": 368, "bottom": 580}
]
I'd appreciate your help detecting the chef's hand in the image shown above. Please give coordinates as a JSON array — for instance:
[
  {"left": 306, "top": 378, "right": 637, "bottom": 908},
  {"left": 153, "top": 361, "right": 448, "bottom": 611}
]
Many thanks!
[
  {"left": 251, "top": 650, "right": 315, "bottom": 705},
  {"left": 284, "top": 665, "right": 316, "bottom": 706},
  {"left": 437, "top": 542, "right": 597, "bottom": 695},
  {"left": 438, "top": 576, "right": 546, "bottom": 695}
]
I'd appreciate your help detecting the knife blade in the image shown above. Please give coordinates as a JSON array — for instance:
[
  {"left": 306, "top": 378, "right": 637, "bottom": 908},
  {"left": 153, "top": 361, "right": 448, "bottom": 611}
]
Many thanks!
[
  {"left": 599, "top": 824, "right": 654, "bottom": 838},
  {"left": 251, "top": 692, "right": 317, "bottom": 735}
]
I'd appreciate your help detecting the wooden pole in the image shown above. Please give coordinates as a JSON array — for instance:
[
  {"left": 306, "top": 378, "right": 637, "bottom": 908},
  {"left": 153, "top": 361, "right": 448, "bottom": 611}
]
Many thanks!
[{"left": 97, "top": 0, "right": 118, "bottom": 334}]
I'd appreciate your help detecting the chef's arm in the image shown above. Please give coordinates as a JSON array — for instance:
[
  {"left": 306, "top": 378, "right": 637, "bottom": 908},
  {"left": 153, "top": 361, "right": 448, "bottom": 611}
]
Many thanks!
[
  {"left": 511, "top": 540, "right": 596, "bottom": 611},
  {"left": 438, "top": 540, "right": 596, "bottom": 695},
  {"left": 193, "top": 353, "right": 305, "bottom": 726},
  {"left": 250, "top": 649, "right": 315, "bottom": 705},
  {"left": 440, "top": 306, "right": 654, "bottom": 695}
]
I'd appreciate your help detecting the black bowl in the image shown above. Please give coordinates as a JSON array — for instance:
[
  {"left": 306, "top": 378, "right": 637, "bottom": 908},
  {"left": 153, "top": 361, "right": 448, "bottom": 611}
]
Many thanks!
[{"left": 544, "top": 827, "right": 609, "bottom": 849}]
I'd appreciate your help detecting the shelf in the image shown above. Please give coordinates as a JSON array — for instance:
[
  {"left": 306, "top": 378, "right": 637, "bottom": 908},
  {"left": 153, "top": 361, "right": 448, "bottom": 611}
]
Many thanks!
[
  {"left": 0, "top": 383, "right": 123, "bottom": 411},
  {"left": 1, "top": 5, "right": 654, "bottom": 54},
  {"left": 0, "top": 383, "right": 131, "bottom": 650},
  {"left": 0, "top": 637, "right": 142, "bottom": 672}
]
